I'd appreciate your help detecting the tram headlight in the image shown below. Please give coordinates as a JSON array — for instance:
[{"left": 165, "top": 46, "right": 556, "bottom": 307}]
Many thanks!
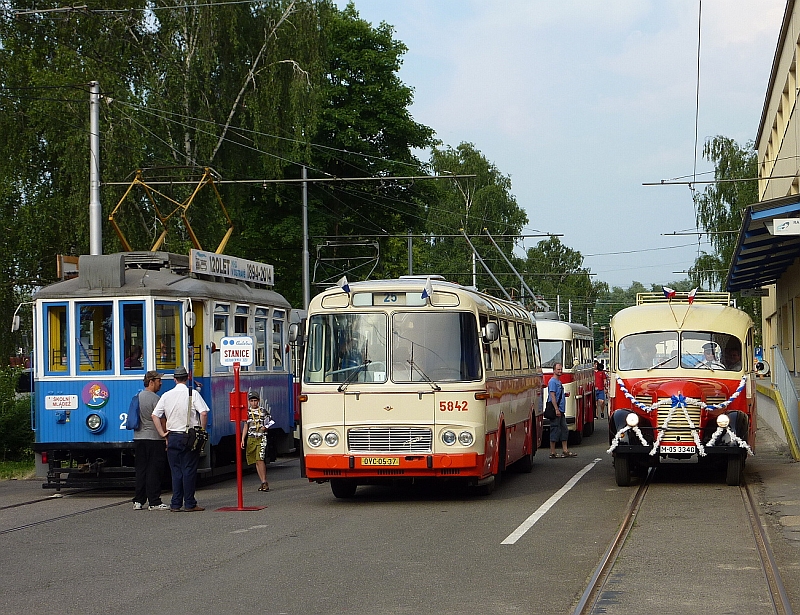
[
  {"left": 458, "top": 431, "right": 474, "bottom": 446},
  {"left": 442, "top": 430, "right": 456, "bottom": 446},
  {"left": 324, "top": 431, "right": 339, "bottom": 447},
  {"left": 307, "top": 432, "right": 323, "bottom": 448},
  {"left": 625, "top": 413, "right": 639, "bottom": 428},
  {"left": 716, "top": 413, "right": 731, "bottom": 428},
  {"left": 86, "top": 413, "right": 104, "bottom": 433}
]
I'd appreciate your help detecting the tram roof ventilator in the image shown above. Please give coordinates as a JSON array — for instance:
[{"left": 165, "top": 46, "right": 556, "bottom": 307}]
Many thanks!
[{"left": 77, "top": 252, "right": 189, "bottom": 290}]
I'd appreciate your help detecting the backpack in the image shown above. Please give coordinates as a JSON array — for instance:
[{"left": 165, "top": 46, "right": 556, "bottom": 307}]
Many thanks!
[{"left": 126, "top": 391, "right": 142, "bottom": 430}]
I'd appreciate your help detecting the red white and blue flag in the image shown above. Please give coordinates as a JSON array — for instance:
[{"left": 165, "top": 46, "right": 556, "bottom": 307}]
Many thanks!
[
  {"left": 337, "top": 276, "right": 351, "bottom": 294},
  {"left": 688, "top": 288, "right": 698, "bottom": 304},
  {"left": 662, "top": 286, "right": 676, "bottom": 299}
]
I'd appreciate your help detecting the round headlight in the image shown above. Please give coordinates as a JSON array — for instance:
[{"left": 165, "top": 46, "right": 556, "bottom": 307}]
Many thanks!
[
  {"left": 458, "top": 431, "right": 474, "bottom": 446},
  {"left": 442, "top": 430, "right": 456, "bottom": 446},
  {"left": 625, "top": 412, "right": 639, "bottom": 427},
  {"left": 86, "top": 413, "right": 103, "bottom": 432},
  {"left": 324, "top": 431, "right": 339, "bottom": 447},
  {"left": 307, "top": 432, "right": 323, "bottom": 448},
  {"left": 716, "top": 413, "right": 731, "bottom": 428}
]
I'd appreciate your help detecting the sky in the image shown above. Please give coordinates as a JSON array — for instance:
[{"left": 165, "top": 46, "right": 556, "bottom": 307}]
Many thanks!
[{"left": 334, "top": 0, "right": 786, "bottom": 290}]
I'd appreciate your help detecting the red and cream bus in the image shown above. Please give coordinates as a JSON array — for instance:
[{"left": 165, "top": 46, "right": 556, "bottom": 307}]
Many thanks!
[
  {"left": 536, "top": 314, "right": 595, "bottom": 445},
  {"left": 296, "top": 277, "right": 544, "bottom": 498},
  {"left": 607, "top": 291, "right": 756, "bottom": 486}
]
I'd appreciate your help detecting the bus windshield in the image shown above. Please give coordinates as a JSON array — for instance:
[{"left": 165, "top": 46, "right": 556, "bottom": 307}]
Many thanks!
[
  {"left": 539, "top": 340, "right": 563, "bottom": 368},
  {"left": 618, "top": 330, "right": 743, "bottom": 371},
  {"left": 391, "top": 312, "right": 481, "bottom": 383}
]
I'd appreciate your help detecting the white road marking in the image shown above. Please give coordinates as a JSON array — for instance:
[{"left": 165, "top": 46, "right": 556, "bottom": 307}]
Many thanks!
[{"left": 501, "top": 458, "right": 602, "bottom": 545}]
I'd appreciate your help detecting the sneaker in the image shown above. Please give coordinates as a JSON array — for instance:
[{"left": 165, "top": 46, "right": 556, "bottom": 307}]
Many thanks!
[
  {"left": 133, "top": 502, "right": 146, "bottom": 510},
  {"left": 149, "top": 503, "right": 170, "bottom": 511}
]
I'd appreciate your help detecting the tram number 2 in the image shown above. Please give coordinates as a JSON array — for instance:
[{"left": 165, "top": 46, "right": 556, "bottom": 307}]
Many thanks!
[{"left": 439, "top": 400, "right": 468, "bottom": 412}]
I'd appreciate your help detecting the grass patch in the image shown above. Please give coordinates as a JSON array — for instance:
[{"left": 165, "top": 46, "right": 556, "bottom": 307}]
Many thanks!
[{"left": 0, "top": 460, "right": 36, "bottom": 480}]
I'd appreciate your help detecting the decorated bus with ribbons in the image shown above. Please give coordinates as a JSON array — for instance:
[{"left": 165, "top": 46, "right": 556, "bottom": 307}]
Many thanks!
[
  {"left": 607, "top": 291, "right": 756, "bottom": 486},
  {"left": 297, "top": 276, "right": 544, "bottom": 498}
]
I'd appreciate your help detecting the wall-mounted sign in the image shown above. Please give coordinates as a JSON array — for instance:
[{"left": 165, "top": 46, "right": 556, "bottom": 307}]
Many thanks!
[
  {"left": 191, "top": 249, "right": 274, "bottom": 285},
  {"left": 769, "top": 218, "right": 800, "bottom": 235},
  {"left": 740, "top": 288, "right": 769, "bottom": 297}
]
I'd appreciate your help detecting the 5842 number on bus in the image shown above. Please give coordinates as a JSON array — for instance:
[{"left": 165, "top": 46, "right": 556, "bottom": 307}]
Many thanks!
[{"left": 439, "top": 400, "right": 468, "bottom": 411}]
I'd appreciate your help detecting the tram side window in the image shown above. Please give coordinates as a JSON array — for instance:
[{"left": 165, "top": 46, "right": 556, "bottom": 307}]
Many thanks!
[
  {"left": 122, "top": 302, "right": 145, "bottom": 372},
  {"left": 77, "top": 303, "right": 113, "bottom": 373},
  {"left": 508, "top": 320, "right": 520, "bottom": 371},
  {"left": 213, "top": 304, "right": 229, "bottom": 373},
  {"left": 155, "top": 302, "right": 182, "bottom": 372},
  {"left": 254, "top": 307, "right": 268, "bottom": 371},
  {"left": 45, "top": 304, "right": 68, "bottom": 373},
  {"left": 272, "top": 310, "right": 285, "bottom": 371}
]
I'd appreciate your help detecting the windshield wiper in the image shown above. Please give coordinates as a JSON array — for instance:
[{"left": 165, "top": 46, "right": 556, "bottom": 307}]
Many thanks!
[
  {"left": 338, "top": 361, "right": 371, "bottom": 392},
  {"left": 647, "top": 356, "right": 676, "bottom": 372},
  {"left": 407, "top": 359, "right": 441, "bottom": 391}
]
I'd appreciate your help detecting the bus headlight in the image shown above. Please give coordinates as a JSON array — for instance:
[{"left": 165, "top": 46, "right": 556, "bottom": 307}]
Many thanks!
[
  {"left": 458, "top": 431, "right": 474, "bottom": 446},
  {"left": 716, "top": 414, "right": 730, "bottom": 428},
  {"left": 324, "top": 431, "right": 339, "bottom": 447},
  {"left": 625, "top": 413, "right": 639, "bottom": 427},
  {"left": 442, "top": 430, "right": 456, "bottom": 446},
  {"left": 86, "top": 412, "right": 105, "bottom": 433},
  {"left": 308, "top": 432, "right": 323, "bottom": 448}
]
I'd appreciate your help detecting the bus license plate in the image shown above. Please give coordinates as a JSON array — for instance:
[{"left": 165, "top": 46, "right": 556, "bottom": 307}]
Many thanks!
[
  {"left": 361, "top": 457, "right": 400, "bottom": 466},
  {"left": 660, "top": 445, "right": 696, "bottom": 454}
]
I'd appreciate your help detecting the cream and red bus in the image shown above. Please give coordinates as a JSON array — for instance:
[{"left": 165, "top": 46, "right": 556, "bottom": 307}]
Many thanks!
[
  {"left": 607, "top": 292, "right": 756, "bottom": 486},
  {"left": 536, "top": 314, "right": 595, "bottom": 445},
  {"left": 297, "top": 277, "right": 544, "bottom": 498}
]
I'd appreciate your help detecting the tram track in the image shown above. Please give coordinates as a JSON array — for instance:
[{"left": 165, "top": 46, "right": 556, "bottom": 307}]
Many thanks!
[
  {"left": 573, "top": 469, "right": 794, "bottom": 615},
  {"left": 0, "top": 492, "right": 131, "bottom": 536}
]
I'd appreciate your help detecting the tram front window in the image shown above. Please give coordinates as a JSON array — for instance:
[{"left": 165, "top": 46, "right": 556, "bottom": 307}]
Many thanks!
[
  {"left": 77, "top": 303, "right": 113, "bottom": 372},
  {"left": 392, "top": 312, "right": 481, "bottom": 383}
]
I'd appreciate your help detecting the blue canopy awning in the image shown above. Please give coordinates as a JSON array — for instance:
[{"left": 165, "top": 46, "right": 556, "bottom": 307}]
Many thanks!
[{"left": 726, "top": 194, "right": 800, "bottom": 292}]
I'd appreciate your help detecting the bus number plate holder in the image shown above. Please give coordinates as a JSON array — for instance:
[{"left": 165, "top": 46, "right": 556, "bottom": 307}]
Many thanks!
[
  {"left": 361, "top": 457, "right": 400, "bottom": 466},
  {"left": 660, "top": 445, "right": 696, "bottom": 454}
]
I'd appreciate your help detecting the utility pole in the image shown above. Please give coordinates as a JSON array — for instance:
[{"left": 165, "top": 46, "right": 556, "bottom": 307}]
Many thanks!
[
  {"left": 302, "top": 165, "right": 310, "bottom": 310},
  {"left": 89, "top": 81, "right": 102, "bottom": 255}
]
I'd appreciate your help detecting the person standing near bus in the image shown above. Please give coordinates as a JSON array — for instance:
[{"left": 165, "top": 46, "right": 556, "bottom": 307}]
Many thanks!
[
  {"left": 594, "top": 360, "right": 608, "bottom": 419},
  {"left": 152, "top": 366, "right": 209, "bottom": 512},
  {"left": 133, "top": 370, "right": 168, "bottom": 510},
  {"left": 241, "top": 391, "right": 273, "bottom": 492},
  {"left": 549, "top": 363, "right": 577, "bottom": 458}
]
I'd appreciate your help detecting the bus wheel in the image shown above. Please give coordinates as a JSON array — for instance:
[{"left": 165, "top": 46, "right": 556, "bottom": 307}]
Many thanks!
[
  {"left": 512, "top": 416, "right": 535, "bottom": 473},
  {"left": 726, "top": 455, "right": 743, "bottom": 486},
  {"left": 330, "top": 479, "right": 357, "bottom": 499},
  {"left": 614, "top": 454, "right": 631, "bottom": 486},
  {"left": 582, "top": 418, "right": 594, "bottom": 437}
]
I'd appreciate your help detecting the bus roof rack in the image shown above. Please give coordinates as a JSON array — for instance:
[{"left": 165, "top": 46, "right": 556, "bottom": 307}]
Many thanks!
[{"left": 636, "top": 291, "right": 731, "bottom": 306}]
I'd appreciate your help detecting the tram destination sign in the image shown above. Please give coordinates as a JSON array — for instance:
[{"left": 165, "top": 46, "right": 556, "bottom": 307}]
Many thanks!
[
  {"left": 219, "top": 336, "right": 254, "bottom": 367},
  {"left": 191, "top": 249, "right": 274, "bottom": 286}
]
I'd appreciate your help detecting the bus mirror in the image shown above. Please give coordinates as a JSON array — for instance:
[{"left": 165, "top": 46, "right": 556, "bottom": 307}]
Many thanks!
[
  {"left": 482, "top": 323, "right": 499, "bottom": 343},
  {"left": 11, "top": 314, "right": 19, "bottom": 333},
  {"left": 288, "top": 322, "right": 300, "bottom": 343}
]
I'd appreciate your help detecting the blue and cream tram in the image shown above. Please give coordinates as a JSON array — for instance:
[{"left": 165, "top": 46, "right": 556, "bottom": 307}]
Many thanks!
[{"left": 29, "top": 250, "right": 295, "bottom": 488}]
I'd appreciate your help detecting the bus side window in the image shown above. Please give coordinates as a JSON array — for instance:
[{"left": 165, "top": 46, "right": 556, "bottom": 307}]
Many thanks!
[
  {"left": 563, "top": 341, "right": 574, "bottom": 367},
  {"left": 518, "top": 323, "right": 529, "bottom": 370},
  {"left": 508, "top": 320, "right": 520, "bottom": 371}
]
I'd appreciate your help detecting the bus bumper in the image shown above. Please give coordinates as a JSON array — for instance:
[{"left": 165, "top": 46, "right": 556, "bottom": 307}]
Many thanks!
[{"left": 304, "top": 452, "right": 482, "bottom": 480}]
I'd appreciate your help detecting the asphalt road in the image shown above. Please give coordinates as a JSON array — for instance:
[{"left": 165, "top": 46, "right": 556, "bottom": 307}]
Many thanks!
[{"left": 0, "top": 422, "right": 794, "bottom": 615}]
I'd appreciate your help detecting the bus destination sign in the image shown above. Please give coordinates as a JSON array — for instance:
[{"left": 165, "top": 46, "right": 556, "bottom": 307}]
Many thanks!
[{"left": 191, "top": 249, "right": 274, "bottom": 286}]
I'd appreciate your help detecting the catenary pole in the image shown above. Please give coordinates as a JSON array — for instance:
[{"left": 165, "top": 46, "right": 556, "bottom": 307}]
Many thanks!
[
  {"left": 89, "top": 81, "right": 102, "bottom": 255},
  {"left": 302, "top": 165, "right": 310, "bottom": 310}
]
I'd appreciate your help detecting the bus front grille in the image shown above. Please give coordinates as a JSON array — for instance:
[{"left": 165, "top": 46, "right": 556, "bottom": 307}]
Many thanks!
[
  {"left": 657, "top": 402, "right": 702, "bottom": 441},
  {"left": 347, "top": 427, "right": 433, "bottom": 453}
]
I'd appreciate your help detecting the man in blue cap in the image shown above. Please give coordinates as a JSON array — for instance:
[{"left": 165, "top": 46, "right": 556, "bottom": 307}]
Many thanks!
[{"left": 152, "top": 366, "right": 210, "bottom": 511}]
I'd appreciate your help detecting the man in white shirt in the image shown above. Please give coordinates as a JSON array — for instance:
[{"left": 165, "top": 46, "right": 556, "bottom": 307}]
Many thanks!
[{"left": 152, "top": 366, "right": 210, "bottom": 512}]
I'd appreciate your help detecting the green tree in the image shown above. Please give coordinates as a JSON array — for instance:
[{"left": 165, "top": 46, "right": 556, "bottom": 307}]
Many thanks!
[
  {"left": 419, "top": 142, "right": 528, "bottom": 294},
  {"left": 690, "top": 136, "right": 761, "bottom": 335}
]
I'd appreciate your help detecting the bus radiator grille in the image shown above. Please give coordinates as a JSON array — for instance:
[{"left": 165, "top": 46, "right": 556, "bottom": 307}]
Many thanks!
[
  {"left": 656, "top": 402, "right": 702, "bottom": 441},
  {"left": 323, "top": 470, "right": 342, "bottom": 476},
  {"left": 347, "top": 427, "right": 433, "bottom": 453},
  {"left": 376, "top": 469, "right": 405, "bottom": 475},
  {"left": 440, "top": 469, "right": 461, "bottom": 475}
]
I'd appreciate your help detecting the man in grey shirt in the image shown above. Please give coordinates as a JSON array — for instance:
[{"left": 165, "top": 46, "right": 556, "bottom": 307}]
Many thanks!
[{"left": 133, "top": 371, "right": 167, "bottom": 510}]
